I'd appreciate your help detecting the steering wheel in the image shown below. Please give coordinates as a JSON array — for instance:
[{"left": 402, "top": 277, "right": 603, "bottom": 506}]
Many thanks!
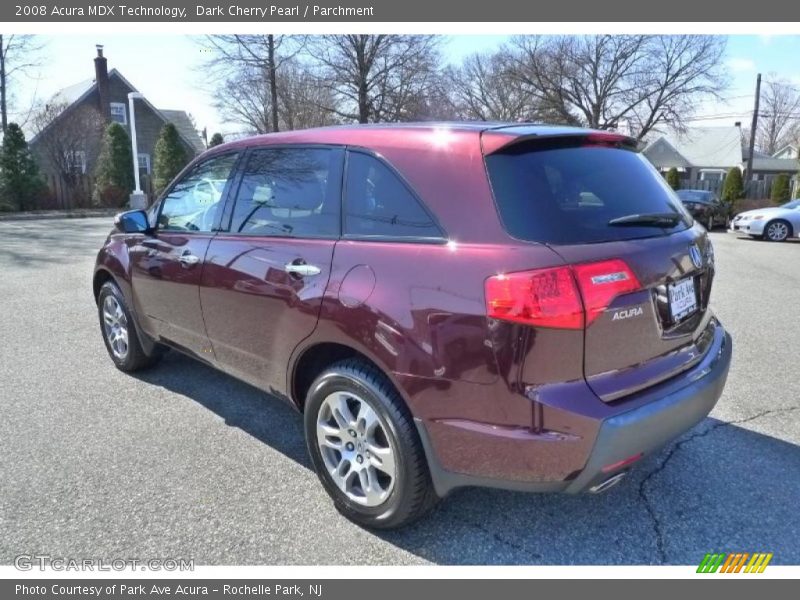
[{"left": 197, "top": 202, "right": 219, "bottom": 231}]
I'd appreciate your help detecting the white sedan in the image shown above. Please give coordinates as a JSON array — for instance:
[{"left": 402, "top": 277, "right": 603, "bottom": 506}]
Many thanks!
[{"left": 730, "top": 200, "right": 800, "bottom": 242}]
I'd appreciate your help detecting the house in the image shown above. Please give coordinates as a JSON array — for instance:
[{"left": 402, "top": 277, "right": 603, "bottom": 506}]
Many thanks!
[
  {"left": 773, "top": 144, "right": 798, "bottom": 160},
  {"left": 30, "top": 46, "right": 205, "bottom": 198},
  {"left": 742, "top": 148, "right": 800, "bottom": 198},
  {"left": 644, "top": 126, "right": 799, "bottom": 198},
  {"left": 642, "top": 126, "right": 743, "bottom": 188}
]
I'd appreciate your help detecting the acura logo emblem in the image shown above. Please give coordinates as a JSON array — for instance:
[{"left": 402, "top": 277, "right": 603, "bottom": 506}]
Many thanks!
[{"left": 689, "top": 244, "right": 703, "bottom": 269}]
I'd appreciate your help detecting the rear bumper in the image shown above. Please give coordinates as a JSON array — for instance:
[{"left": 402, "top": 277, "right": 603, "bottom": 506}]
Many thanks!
[
  {"left": 563, "top": 326, "right": 731, "bottom": 493},
  {"left": 416, "top": 322, "right": 732, "bottom": 497}
]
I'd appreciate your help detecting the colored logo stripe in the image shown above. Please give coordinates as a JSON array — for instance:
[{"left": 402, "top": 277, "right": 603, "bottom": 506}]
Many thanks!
[{"left": 697, "top": 552, "right": 772, "bottom": 573}]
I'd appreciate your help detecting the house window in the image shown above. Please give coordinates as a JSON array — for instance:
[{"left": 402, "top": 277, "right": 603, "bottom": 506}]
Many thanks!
[
  {"left": 65, "top": 150, "right": 87, "bottom": 175},
  {"left": 137, "top": 153, "right": 151, "bottom": 177},
  {"left": 110, "top": 102, "right": 127, "bottom": 125}
]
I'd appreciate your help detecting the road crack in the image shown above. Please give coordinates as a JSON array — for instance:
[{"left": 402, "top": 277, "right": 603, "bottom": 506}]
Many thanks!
[
  {"left": 438, "top": 504, "right": 543, "bottom": 562},
  {"left": 638, "top": 405, "right": 800, "bottom": 564}
]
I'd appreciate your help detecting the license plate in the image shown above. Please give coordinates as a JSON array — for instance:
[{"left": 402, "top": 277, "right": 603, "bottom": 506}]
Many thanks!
[{"left": 668, "top": 277, "right": 698, "bottom": 321}]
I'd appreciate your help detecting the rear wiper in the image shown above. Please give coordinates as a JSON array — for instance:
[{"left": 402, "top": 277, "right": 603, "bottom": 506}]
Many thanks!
[{"left": 608, "top": 212, "right": 682, "bottom": 227}]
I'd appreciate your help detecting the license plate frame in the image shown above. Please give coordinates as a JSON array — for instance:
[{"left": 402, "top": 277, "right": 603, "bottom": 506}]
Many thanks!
[{"left": 668, "top": 276, "right": 698, "bottom": 322}]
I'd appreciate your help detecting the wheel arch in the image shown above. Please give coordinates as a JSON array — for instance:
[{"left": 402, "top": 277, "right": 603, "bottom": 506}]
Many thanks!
[
  {"left": 290, "top": 341, "right": 408, "bottom": 414},
  {"left": 92, "top": 268, "right": 116, "bottom": 303}
]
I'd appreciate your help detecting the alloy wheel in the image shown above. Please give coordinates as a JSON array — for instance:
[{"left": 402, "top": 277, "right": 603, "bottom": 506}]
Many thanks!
[
  {"left": 102, "top": 295, "right": 129, "bottom": 359},
  {"left": 316, "top": 391, "right": 396, "bottom": 506},
  {"left": 766, "top": 221, "right": 789, "bottom": 241}
]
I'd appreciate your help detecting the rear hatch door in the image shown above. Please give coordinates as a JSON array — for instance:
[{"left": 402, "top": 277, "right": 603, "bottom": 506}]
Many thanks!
[{"left": 483, "top": 130, "right": 716, "bottom": 402}]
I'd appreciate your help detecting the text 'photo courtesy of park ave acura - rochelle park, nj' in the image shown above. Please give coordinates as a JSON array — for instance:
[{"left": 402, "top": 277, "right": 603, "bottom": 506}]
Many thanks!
[{"left": 0, "top": 20, "right": 799, "bottom": 589}]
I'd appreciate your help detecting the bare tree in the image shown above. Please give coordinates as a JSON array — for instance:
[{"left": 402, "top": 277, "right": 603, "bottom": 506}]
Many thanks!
[
  {"left": 445, "top": 50, "right": 560, "bottom": 122},
  {"left": 756, "top": 77, "right": 800, "bottom": 155},
  {"left": 201, "top": 35, "right": 304, "bottom": 133},
  {"left": 508, "top": 35, "right": 727, "bottom": 139},
  {"left": 310, "top": 35, "right": 441, "bottom": 123},
  {"left": 627, "top": 36, "right": 727, "bottom": 139},
  {"left": 211, "top": 56, "right": 337, "bottom": 134},
  {"left": 277, "top": 59, "right": 339, "bottom": 130},
  {"left": 32, "top": 102, "right": 105, "bottom": 201},
  {"left": 213, "top": 65, "right": 273, "bottom": 134},
  {"left": 0, "top": 34, "right": 46, "bottom": 134}
]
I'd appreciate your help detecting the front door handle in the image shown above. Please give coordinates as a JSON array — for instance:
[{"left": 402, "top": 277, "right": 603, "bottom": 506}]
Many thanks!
[
  {"left": 178, "top": 252, "right": 201, "bottom": 268},
  {"left": 284, "top": 262, "right": 321, "bottom": 277}
]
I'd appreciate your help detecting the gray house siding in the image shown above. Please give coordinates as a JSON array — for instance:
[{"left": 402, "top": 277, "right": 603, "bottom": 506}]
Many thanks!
[{"left": 31, "top": 73, "right": 202, "bottom": 186}]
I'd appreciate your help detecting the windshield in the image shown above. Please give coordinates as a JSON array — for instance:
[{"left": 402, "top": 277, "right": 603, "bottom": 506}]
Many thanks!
[
  {"left": 485, "top": 142, "right": 692, "bottom": 244},
  {"left": 676, "top": 190, "right": 713, "bottom": 203},
  {"left": 781, "top": 200, "right": 800, "bottom": 209}
]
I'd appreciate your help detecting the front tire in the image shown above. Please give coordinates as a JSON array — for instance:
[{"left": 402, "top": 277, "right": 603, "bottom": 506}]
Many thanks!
[
  {"left": 304, "top": 359, "right": 438, "bottom": 529},
  {"left": 763, "top": 219, "right": 791, "bottom": 242},
  {"left": 97, "top": 281, "right": 163, "bottom": 372}
]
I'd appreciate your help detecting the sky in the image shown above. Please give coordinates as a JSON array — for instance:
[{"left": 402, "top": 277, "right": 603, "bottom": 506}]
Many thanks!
[{"left": 7, "top": 34, "right": 800, "bottom": 140}]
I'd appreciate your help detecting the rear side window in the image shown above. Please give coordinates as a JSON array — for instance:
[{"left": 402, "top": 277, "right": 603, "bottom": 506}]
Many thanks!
[
  {"left": 485, "top": 142, "right": 691, "bottom": 244},
  {"left": 344, "top": 152, "right": 443, "bottom": 240},
  {"left": 229, "top": 147, "right": 341, "bottom": 238}
]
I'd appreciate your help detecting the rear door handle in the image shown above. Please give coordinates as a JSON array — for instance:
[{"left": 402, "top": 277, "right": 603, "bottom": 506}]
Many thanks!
[
  {"left": 178, "top": 252, "right": 201, "bottom": 267},
  {"left": 284, "top": 262, "right": 321, "bottom": 277}
]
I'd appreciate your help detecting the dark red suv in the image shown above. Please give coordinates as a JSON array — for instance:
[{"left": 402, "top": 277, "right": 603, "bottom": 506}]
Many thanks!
[{"left": 94, "top": 123, "right": 732, "bottom": 529}]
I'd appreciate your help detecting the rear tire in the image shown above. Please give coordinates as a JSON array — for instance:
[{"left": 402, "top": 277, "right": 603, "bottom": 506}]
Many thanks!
[
  {"left": 763, "top": 219, "right": 791, "bottom": 242},
  {"left": 304, "top": 358, "right": 438, "bottom": 529},
  {"left": 97, "top": 281, "right": 164, "bottom": 372}
]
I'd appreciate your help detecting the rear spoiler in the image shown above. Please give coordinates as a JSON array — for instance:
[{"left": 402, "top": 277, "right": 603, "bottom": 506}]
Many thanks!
[{"left": 481, "top": 129, "right": 640, "bottom": 155}]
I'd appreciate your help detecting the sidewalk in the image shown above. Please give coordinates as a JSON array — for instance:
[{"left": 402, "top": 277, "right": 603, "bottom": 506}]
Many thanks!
[{"left": 0, "top": 208, "right": 118, "bottom": 222}]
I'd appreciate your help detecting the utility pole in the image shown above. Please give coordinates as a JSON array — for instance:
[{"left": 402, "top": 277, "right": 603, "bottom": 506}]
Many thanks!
[{"left": 745, "top": 73, "right": 762, "bottom": 196}]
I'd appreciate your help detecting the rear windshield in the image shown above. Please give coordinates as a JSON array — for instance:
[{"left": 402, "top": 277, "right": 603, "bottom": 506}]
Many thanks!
[{"left": 485, "top": 141, "right": 692, "bottom": 244}]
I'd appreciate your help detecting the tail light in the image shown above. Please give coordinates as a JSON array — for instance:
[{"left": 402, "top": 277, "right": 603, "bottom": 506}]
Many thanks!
[
  {"left": 485, "top": 259, "right": 641, "bottom": 329},
  {"left": 485, "top": 267, "right": 584, "bottom": 329},
  {"left": 572, "top": 259, "right": 640, "bottom": 325}
]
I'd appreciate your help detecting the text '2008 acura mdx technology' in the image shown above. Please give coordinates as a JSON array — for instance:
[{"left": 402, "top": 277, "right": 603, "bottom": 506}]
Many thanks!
[{"left": 94, "top": 123, "right": 732, "bottom": 529}]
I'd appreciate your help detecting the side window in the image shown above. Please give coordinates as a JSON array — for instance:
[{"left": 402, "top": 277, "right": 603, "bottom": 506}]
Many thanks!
[
  {"left": 344, "top": 152, "right": 443, "bottom": 239},
  {"left": 158, "top": 153, "right": 239, "bottom": 233},
  {"left": 229, "top": 148, "right": 340, "bottom": 238}
]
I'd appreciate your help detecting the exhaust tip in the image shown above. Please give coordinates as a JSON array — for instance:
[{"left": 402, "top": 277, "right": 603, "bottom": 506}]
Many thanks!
[{"left": 589, "top": 471, "right": 627, "bottom": 494}]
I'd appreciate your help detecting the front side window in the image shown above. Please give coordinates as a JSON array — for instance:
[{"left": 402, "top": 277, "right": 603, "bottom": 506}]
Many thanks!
[
  {"left": 229, "top": 147, "right": 341, "bottom": 238},
  {"left": 344, "top": 152, "right": 443, "bottom": 240},
  {"left": 158, "top": 153, "right": 239, "bottom": 232},
  {"left": 110, "top": 102, "right": 127, "bottom": 125}
]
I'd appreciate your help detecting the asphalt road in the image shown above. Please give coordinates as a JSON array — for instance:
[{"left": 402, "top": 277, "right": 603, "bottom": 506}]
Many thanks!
[{"left": 1, "top": 218, "right": 798, "bottom": 566}]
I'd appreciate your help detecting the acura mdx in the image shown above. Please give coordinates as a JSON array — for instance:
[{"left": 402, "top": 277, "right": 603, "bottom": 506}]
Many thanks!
[{"left": 94, "top": 123, "right": 732, "bottom": 529}]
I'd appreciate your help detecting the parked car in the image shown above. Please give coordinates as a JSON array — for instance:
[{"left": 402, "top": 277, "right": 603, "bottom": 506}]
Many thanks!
[
  {"left": 730, "top": 199, "right": 800, "bottom": 242},
  {"left": 675, "top": 189, "right": 729, "bottom": 230},
  {"left": 94, "top": 123, "right": 732, "bottom": 529}
]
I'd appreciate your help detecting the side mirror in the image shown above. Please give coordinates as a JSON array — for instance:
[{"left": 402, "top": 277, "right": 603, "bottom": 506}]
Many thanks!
[{"left": 115, "top": 209, "right": 152, "bottom": 234}]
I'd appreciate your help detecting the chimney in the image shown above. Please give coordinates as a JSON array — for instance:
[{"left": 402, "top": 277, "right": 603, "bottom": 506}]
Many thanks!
[{"left": 94, "top": 45, "right": 110, "bottom": 122}]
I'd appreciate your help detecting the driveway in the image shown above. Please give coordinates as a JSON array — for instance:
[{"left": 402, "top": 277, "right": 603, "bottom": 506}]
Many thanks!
[{"left": 1, "top": 218, "right": 797, "bottom": 565}]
